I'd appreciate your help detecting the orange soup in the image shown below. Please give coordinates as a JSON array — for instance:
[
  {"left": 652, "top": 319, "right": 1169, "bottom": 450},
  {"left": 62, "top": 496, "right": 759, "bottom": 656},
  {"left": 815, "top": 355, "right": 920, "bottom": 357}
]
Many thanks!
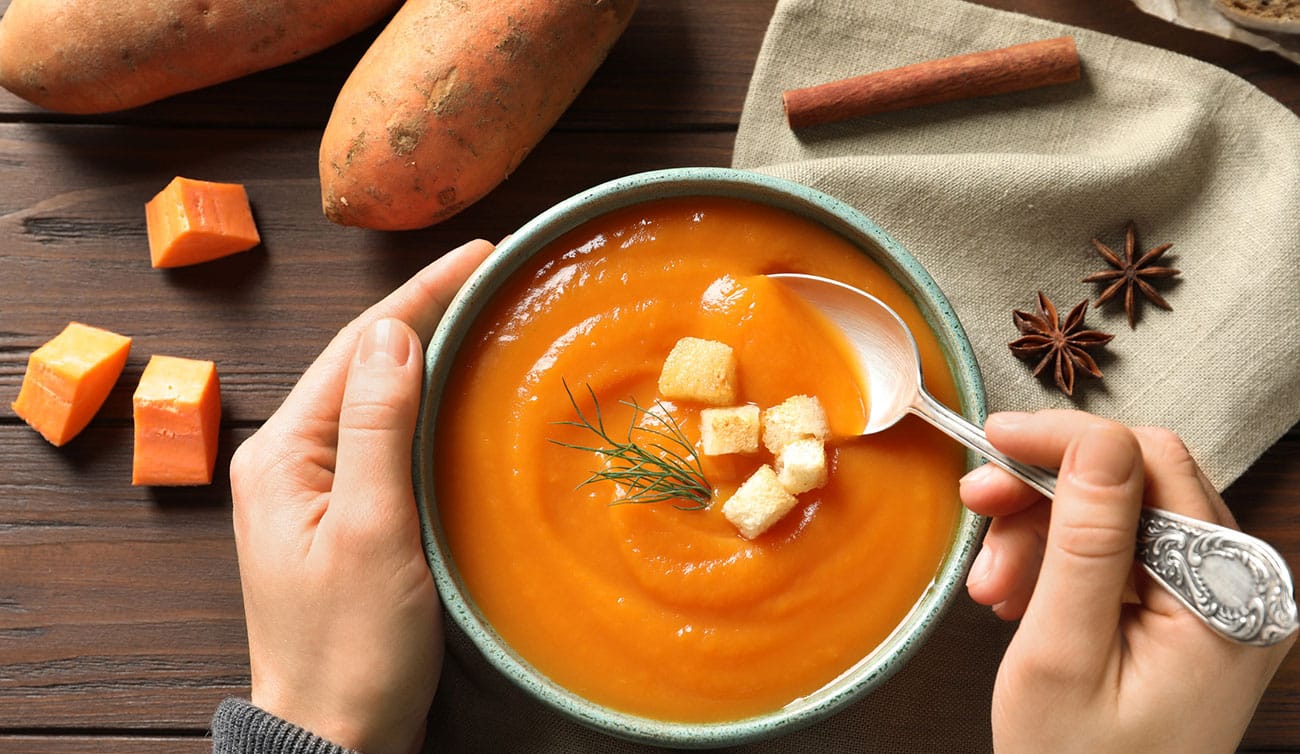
[{"left": 436, "top": 196, "right": 965, "bottom": 723}]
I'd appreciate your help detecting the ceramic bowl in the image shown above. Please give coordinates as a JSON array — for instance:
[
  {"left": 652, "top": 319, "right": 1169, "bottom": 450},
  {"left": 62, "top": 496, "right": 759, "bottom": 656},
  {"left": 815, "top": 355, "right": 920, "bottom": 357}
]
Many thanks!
[{"left": 413, "top": 167, "right": 986, "bottom": 748}]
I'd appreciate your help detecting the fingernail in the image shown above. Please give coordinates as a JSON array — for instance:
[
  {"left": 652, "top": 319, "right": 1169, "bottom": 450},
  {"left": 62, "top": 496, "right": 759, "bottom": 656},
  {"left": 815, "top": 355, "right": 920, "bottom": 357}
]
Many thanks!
[
  {"left": 986, "top": 411, "right": 1031, "bottom": 433},
  {"left": 1067, "top": 426, "right": 1138, "bottom": 488},
  {"left": 959, "top": 463, "right": 997, "bottom": 489},
  {"left": 359, "top": 318, "right": 411, "bottom": 367},
  {"left": 967, "top": 545, "right": 996, "bottom": 588}
]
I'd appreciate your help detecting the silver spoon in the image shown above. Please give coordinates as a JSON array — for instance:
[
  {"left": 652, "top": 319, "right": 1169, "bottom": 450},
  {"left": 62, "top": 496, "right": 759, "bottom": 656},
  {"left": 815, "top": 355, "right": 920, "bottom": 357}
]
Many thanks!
[{"left": 770, "top": 272, "right": 1298, "bottom": 647}]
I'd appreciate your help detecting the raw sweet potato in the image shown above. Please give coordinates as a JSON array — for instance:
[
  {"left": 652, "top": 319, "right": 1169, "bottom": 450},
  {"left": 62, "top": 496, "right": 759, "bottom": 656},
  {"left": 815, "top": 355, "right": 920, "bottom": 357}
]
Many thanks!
[
  {"left": 12, "top": 322, "right": 132, "bottom": 446},
  {"left": 0, "top": 0, "right": 402, "bottom": 114},
  {"left": 319, "top": 0, "right": 638, "bottom": 230},
  {"left": 132, "top": 355, "right": 222, "bottom": 486},
  {"left": 145, "top": 176, "right": 261, "bottom": 268}
]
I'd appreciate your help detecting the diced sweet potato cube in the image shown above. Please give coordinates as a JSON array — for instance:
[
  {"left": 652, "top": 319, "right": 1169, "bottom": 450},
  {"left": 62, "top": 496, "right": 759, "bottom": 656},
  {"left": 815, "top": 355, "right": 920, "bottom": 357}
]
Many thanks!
[
  {"left": 657, "top": 337, "right": 737, "bottom": 405},
  {"left": 145, "top": 176, "right": 260, "bottom": 268},
  {"left": 11, "top": 322, "right": 132, "bottom": 446},
  {"left": 132, "top": 355, "right": 222, "bottom": 486},
  {"left": 722, "top": 464, "right": 799, "bottom": 540}
]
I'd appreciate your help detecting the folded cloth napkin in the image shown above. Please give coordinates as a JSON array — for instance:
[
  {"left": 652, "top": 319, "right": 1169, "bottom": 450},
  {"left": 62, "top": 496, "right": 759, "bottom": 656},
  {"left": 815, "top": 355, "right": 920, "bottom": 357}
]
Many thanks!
[
  {"left": 425, "top": 1, "right": 1299, "bottom": 751},
  {"left": 734, "top": 0, "right": 1300, "bottom": 492}
]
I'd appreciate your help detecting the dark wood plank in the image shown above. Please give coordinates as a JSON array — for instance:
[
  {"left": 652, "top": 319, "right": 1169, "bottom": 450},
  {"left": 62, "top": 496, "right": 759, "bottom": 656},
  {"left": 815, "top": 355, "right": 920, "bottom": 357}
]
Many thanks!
[
  {"left": 0, "top": 0, "right": 1294, "bottom": 128},
  {"left": 1225, "top": 435, "right": 1300, "bottom": 750},
  {"left": 979, "top": 0, "right": 1300, "bottom": 109},
  {"left": 0, "top": 0, "right": 780, "bottom": 130},
  {"left": 0, "top": 0, "right": 1297, "bottom": 749},
  {"left": 0, "top": 426, "right": 248, "bottom": 729},
  {"left": 0, "top": 127, "right": 733, "bottom": 422},
  {"left": 1, "top": 0, "right": 1293, "bottom": 127},
  {"left": 1, "top": 421, "right": 1296, "bottom": 741},
  {"left": 0, "top": 737, "right": 209, "bottom": 753}
]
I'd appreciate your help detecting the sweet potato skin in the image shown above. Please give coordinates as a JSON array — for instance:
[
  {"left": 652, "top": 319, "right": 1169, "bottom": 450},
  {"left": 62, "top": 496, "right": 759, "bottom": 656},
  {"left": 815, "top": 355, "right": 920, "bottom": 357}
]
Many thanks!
[
  {"left": 319, "top": 0, "right": 638, "bottom": 230},
  {"left": 0, "top": 0, "right": 402, "bottom": 114}
]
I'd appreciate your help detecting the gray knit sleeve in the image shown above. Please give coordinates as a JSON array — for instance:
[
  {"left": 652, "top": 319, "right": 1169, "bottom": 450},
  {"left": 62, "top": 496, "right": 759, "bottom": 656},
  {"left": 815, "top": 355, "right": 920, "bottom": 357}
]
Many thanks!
[{"left": 211, "top": 697, "right": 360, "bottom": 754}]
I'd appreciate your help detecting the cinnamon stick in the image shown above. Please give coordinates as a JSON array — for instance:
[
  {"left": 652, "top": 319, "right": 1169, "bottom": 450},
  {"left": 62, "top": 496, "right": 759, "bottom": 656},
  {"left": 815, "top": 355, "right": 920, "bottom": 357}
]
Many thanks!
[{"left": 783, "top": 36, "right": 1080, "bottom": 129}]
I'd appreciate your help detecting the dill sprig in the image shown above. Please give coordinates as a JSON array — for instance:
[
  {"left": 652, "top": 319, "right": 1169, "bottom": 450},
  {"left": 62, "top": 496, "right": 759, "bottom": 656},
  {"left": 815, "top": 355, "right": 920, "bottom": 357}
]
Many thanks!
[{"left": 551, "top": 381, "right": 712, "bottom": 510}]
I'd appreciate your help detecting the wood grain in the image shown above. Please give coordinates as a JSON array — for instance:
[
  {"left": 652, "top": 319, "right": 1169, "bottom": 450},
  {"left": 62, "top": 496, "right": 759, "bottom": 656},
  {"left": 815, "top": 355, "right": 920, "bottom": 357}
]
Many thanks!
[
  {"left": 0, "top": 426, "right": 247, "bottom": 728},
  {"left": 976, "top": 0, "right": 1300, "bottom": 109},
  {"left": 1227, "top": 434, "right": 1300, "bottom": 749},
  {"left": 0, "top": 128, "right": 733, "bottom": 422},
  {"left": 0, "top": 0, "right": 780, "bottom": 130},
  {"left": 0, "top": 737, "right": 209, "bottom": 753},
  {"left": 0, "top": 0, "right": 1296, "bottom": 749},
  {"left": 1, "top": 431, "right": 1295, "bottom": 742}
]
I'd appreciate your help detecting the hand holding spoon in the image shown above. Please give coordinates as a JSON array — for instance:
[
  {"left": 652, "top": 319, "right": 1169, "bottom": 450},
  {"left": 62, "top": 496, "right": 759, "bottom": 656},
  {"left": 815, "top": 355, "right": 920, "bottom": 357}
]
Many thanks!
[{"left": 769, "top": 272, "right": 1298, "bottom": 647}]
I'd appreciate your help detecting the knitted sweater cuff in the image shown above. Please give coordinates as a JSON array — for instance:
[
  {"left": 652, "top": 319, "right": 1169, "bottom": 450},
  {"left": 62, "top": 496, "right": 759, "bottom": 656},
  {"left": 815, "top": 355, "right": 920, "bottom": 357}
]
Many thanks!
[{"left": 211, "top": 697, "right": 359, "bottom": 754}]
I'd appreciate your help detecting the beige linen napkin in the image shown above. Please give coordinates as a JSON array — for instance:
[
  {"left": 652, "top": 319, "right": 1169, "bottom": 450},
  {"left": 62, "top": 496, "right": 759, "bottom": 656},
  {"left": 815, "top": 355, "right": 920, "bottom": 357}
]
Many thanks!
[
  {"left": 734, "top": 0, "right": 1300, "bottom": 492},
  {"left": 425, "top": 1, "right": 1299, "bottom": 751}
]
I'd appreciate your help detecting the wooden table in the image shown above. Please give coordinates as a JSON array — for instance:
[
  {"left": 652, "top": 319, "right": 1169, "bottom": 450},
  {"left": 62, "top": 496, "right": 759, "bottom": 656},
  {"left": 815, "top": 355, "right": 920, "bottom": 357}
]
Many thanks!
[{"left": 0, "top": 1, "right": 1295, "bottom": 751}]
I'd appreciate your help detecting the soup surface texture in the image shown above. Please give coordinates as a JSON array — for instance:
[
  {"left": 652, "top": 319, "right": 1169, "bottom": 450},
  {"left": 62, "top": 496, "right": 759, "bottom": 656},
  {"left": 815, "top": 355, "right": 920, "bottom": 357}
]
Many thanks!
[{"left": 436, "top": 196, "right": 965, "bottom": 723}]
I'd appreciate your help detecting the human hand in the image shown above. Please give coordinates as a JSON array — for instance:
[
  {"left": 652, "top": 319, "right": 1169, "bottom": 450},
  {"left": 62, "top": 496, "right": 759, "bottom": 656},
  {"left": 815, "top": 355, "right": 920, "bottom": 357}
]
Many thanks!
[
  {"left": 228, "top": 239, "right": 495, "bottom": 754},
  {"left": 962, "top": 410, "right": 1295, "bottom": 754}
]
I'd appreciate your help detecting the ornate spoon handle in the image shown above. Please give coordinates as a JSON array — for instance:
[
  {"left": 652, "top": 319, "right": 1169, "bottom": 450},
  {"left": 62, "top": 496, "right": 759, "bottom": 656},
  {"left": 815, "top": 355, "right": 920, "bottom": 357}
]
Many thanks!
[
  {"left": 1136, "top": 507, "right": 1298, "bottom": 647},
  {"left": 910, "top": 399, "right": 1298, "bottom": 647}
]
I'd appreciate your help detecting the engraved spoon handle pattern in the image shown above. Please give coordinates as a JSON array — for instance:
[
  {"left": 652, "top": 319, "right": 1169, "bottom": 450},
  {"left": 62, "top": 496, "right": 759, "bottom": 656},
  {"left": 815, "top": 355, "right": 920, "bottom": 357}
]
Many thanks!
[
  {"left": 768, "top": 273, "right": 1298, "bottom": 648},
  {"left": 1136, "top": 507, "right": 1298, "bottom": 647},
  {"left": 910, "top": 397, "right": 1298, "bottom": 647}
]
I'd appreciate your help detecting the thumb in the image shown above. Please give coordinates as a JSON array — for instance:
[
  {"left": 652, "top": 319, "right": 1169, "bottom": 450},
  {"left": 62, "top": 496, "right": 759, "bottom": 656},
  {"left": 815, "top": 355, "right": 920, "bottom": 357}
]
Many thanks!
[
  {"left": 1022, "top": 423, "right": 1144, "bottom": 673},
  {"left": 329, "top": 317, "right": 425, "bottom": 534}
]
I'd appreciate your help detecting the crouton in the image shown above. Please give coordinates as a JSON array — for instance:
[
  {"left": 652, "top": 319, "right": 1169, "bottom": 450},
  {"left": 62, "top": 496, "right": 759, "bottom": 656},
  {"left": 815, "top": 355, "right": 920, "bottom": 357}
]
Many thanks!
[
  {"left": 775, "top": 438, "right": 828, "bottom": 494},
  {"left": 699, "top": 404, "right": 760, "bottom": 456},
  {"left": 762, "top": 394, "right": 829, "bottom": 454},
  {"left": 722, "top": 464, "right": 799, "bottom": 540},
  {"left": 658, "top": 337, "right": 737, "bottom": 405}
]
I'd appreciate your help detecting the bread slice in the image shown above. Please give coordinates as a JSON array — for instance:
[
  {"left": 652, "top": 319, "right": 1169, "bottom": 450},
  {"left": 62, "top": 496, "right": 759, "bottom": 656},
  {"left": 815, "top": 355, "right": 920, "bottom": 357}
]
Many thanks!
[{"left": 1214, "top": 0, "right": 1300, "bottom": 33}]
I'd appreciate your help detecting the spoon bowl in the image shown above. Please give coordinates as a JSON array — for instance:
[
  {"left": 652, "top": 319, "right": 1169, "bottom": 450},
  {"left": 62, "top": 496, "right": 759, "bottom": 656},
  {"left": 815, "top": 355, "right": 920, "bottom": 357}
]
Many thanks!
[
  {"left": 770, "top": 272, "right": 1299, "bottom": 648},
  {"left": 770, "top": 273, "right": 920, "bottom": 435}
]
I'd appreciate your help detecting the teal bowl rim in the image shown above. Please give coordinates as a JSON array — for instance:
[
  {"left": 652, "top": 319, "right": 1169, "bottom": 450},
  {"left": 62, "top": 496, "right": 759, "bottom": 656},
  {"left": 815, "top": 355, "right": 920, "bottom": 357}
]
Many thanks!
[{"left": 413, "top": 167, "right": 988, "bottom": 748}]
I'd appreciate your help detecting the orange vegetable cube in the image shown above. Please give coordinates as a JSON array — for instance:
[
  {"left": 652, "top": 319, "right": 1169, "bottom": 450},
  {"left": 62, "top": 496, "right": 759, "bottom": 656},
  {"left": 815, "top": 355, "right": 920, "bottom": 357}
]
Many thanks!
[
  {"left": 132, "top": 355, "right": 222, "bottom": 486},
  {"left": 11, "top": 322, "right": 132, "bottom": 446},
  {"left": 145, "top": 176, "right": 260, "bottom": 268}
]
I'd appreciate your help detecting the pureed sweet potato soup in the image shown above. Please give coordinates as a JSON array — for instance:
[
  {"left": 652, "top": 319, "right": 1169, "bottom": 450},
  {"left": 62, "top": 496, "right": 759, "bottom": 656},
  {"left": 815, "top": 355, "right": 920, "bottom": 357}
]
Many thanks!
[{"left": 436, "top": 196, "right": 965, "bottom": 723}]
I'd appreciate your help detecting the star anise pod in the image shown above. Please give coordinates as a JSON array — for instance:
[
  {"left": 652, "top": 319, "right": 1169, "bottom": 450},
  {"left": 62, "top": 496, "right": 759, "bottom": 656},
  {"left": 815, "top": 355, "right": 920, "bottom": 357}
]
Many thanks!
[
  {"left": 1009, "top": 292, "right": 1114, "bottom": 397},
  {"left": 1083, "top": 222, "right": 1180, "bottom": 328}
]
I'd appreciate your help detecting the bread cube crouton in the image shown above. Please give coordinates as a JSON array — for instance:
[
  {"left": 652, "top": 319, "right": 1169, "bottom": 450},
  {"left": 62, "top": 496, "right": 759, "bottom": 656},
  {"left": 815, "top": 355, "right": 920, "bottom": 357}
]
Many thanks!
[
  {"left": 762, "top": 394, "right": 829, "bottom": 454},
  {"left": 775, "top": 438, "right": 828, "bottom": 494},
  {"left": 699, "top": 405, "right": 761, "bottom": 456},
  {"left": 657, "top": 337, "right": 738, "bottom": 405},
  {"left": 722, "top": 465, "right": 800, "bottom": 540}
]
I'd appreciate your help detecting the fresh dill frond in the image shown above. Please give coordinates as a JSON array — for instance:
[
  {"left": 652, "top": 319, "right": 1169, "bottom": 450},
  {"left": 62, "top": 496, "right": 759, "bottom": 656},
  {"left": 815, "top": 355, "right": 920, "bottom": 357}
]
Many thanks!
[{"left": 551, "top": 381, "right": 713, "bottom": 510}]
